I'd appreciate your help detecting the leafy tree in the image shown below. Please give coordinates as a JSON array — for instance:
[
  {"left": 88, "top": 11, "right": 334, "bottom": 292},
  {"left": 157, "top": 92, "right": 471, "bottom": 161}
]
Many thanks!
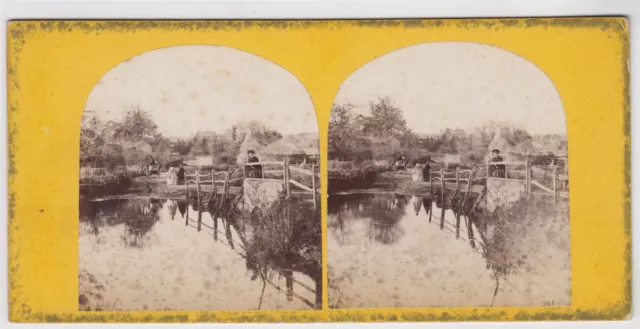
[
  {"left": 172, "top": 139, "right": 192, "bottom": 155},
  {"left": 328, "top": 103, "right": 371, "bottom": 158},
  {"left": 228, "top": 120, "right": 282, "bottom": 153},
  {"left": 361, "top": 97, "right": 407, "bottom": 137},
  {"left": 106, "top": 105, "right": 158, "bottom": 143}
]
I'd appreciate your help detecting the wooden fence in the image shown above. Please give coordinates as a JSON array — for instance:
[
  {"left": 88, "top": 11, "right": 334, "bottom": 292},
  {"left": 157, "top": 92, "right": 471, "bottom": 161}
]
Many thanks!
[
  {"left": 243, "top": 158, "right": 321, "bottom": 209},
  {"left": 487, "top": 160, "right": 568, "bottom": 201}
]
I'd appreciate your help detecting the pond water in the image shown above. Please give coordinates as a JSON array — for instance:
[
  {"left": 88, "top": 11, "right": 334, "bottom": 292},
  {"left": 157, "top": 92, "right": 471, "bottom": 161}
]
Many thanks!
[
  {"left": 79, "top": 198, "right": 321, "bottom": 311},
  {"left": 327, "top": 193, "right": 571, "bottom": 309}
]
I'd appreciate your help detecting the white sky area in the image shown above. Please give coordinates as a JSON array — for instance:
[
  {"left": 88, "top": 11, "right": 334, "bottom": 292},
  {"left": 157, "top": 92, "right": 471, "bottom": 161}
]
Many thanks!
[
  {"left": 334, "top": 42, "right": 567, "bottom": 136},
  {"left": 84, "top": 45, "right": 318, "bottom": 138}
]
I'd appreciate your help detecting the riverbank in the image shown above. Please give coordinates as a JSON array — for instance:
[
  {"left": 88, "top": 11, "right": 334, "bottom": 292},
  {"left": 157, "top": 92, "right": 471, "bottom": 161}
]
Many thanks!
[
  {"left": 330, "top": 170, "right": 484, "bottom": 197},
  {"left": 80, "top": 172, "right": 238, "bottom": 201}
]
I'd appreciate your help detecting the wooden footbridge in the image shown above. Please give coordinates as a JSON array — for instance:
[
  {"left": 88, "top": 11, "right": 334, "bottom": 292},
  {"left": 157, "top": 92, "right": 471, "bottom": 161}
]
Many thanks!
[
  {"left": 429, "top": 158, "right": 569, "bottom": 218},
  {"left": 182, "top": 158, "right": 321, "bottom": 215}
]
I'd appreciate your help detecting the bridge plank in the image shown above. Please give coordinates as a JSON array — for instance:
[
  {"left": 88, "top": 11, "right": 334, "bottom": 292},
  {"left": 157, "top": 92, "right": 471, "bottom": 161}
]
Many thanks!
[
  {"left": 289, "top": 179, "right": 313, "bottom": 192},
  {"left": 531, "top": 180, "right": 554, "bottom": 194}
]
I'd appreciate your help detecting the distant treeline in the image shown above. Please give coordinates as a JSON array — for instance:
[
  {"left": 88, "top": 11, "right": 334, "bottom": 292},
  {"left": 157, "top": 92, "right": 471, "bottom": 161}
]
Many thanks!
[
  {"left": 80, "top": 106, "right": 297, "bottom": 170},
  {"left": 329, "top": 97, "right": 567, "bottom": 167}
]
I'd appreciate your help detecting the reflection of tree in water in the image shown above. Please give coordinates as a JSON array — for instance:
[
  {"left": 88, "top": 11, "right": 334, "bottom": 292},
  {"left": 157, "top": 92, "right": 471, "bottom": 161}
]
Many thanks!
[
  {"left": 470, "top": 196, "right": 563, "bottom": 305},
  {"left": 327, "top": 194, "right": 407, "bottom": 245},
  {"left": 365, "top": 194, "right": 406, "bottom": 245},
  {"left": 327, "top": 194, "right": 363, "bottom": 245},
  {"left": 232, "top": 195, "right": 322, "bottom": 309},
  {"left": 79, "top": 198, "right": 163, "bottom": 248},
  {"left": 121, "top": 199, "right": 162, "bottom": 248}
]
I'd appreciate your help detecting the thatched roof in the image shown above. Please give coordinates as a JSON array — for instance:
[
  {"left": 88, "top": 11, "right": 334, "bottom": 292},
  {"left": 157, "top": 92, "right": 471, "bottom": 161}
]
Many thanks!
[
  {"left": 488, "top": 129, "right": 513, "bottom": 153},
  {"left": 237, "top": 132, "right": 264, "bottom": 165},
  {"left": 303, "top": 147, "right": 319, "bottom": 156},
  {"left": 261, "top": 138, "right": 305, "bottom": 156},
  {"left": 514, "top": 139, "right": 539, "bottom": 155}
]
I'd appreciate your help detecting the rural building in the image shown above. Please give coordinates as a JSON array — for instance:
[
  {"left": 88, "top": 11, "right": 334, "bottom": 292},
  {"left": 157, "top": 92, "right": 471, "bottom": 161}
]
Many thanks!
[
  {"left": 512, "top": 137, "right": 568, "bottom": 158},
  {"left": 261, "top": 139, "right": 307, "bottom": 164},
  {"left": 303, "top": 147, "right": 320, "bottom": 164},
  {"left": 513, "top": 139, "right": 541, "bottom": 156}
]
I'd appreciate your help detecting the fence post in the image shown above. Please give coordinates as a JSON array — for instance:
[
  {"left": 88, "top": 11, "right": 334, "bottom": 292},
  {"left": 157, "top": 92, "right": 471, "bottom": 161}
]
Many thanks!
[
  {"left": 196, "top": 170, "right": 201, "bottom": 206},
  {"left": 185, "top": 173, "right": 189, "bottom": 198},
  {"left": 440, "top": 167, "right": 445, "bottom": 206},
  {"left": 312, "top": 163, "right": 317, "bottom": 210},
  {"left": 242, "top": 161, "right": 246, "bottom": 180},
  {"left": 206, "top": 169, "right": 217, "bottom": 206},
  {"left": 526, "top": 159, "right": 532, "bottom": 198},
  {"left": 215, "top": 171, "right": 230, "bottom": 220},
  {"left": 553, "top": 165, "right": 558, "bottom": 203},
  {"left": 486, "top": 157, "right": 490, "bottom": 180},
  {"left": 284, "top": 158, "right": 291, "bottom": 198},
  {"left": 455, "top": 167, "right": 460, "bottom": 192}
]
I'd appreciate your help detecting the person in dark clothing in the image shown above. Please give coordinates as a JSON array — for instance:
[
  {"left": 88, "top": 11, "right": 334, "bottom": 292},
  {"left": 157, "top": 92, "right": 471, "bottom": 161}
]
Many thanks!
[
  {"left": 489, "top": 149, "right": 506, "bottom": 178},
  {"left": 177, "top": 163, "right": 186, "bottom": 185},
  {"left": 422, "top": 157, "right": 431, "bottom": 182},
  {"left": 247, "top": 150, "right": 262, "bottom": 178}
]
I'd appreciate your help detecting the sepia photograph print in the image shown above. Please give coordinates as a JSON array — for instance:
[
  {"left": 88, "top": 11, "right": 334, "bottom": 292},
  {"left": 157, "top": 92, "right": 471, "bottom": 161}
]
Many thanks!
[
  {"left": 328, "top": 42, "right": 571, "bottom": 309},
  {"left": 78, "top": 46, "right": 322, "bottom": 311}
]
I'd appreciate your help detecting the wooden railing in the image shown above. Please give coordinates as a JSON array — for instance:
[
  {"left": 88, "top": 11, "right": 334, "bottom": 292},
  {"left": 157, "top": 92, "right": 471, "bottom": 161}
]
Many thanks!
[
  {"left": 487, "top": 159, "right": 568, "bottom": 201},
  {"left": 243, "top": 158, "right": 321, "bottom": 209},
  {"left": 430, "top": 167, "right": 485, "bottom": 184},
  {"left": 425, "top": 158, "right": 568, "bottom": 202}
]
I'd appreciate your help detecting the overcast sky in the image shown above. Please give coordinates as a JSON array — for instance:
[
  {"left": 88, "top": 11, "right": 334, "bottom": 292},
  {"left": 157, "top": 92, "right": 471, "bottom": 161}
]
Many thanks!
[
  {"left": 85, "top": 45, "right": 318, "bottom": 138},
  {"left": 334, "top": 42, "right": 566, "bottom": 136}
]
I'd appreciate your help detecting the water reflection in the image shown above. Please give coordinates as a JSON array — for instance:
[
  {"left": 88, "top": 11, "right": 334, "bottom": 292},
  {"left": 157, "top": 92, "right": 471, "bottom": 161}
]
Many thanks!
[
  {"left": 79, "top": 198, "right": 321, "bottom": 311},
  {"left": 327, "top": 193, "right": 571, "bottom": 309}
]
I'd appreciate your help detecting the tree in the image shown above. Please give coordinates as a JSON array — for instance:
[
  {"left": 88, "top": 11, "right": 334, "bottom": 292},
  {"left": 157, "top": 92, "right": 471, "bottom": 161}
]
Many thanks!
[
  {"left": 106, "top": 105, "right": 158, "bottom": 142},
  {"left": 172, "top": 139, "right": 192, "bottom": 155},
  {"left": 328, "top": 103, "right": 371, "bottom": 158},
  {"left": 228, "top": 120, "right": 282, "bottom": 153},
  {"left": 361, "top": 97, "right": 407, "bottom": 137}
]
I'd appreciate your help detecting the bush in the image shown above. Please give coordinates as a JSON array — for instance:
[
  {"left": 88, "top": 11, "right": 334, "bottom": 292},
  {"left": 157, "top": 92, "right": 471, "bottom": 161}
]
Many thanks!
[{"left": 245, "top": 197, "right": 321, "bottom": 275}]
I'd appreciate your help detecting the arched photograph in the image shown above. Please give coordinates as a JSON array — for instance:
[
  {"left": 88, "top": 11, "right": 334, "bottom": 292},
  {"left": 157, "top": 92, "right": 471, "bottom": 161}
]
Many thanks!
[
  {"left": 327, "top": 42, "right": 571, "bottom": 309},
  {"left": 78, "top": 46, "right": 322, "bottom": 311}
]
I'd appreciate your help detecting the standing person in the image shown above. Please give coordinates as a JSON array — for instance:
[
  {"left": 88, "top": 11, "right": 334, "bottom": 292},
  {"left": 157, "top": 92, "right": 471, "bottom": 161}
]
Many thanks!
[
  {"left": 393, "top": 152, "right": 404, "bottom": 171},
  {"left": 247, "top": 150, "right": 262, "bottom": 178},
  {"left": 412, "top": 162, "right": 424, "bottom": 182},
  {"left": 177, "top": 163, "right": 186, "bottom": 185},
  {"left": 166, "top": 167, "right": 176, "bottom": 186},
  {"left": 489, "top": 149, "right": 506, "bottom": 178},
  {"left": 422, "top": 156, "right": 431, "bottom": 182}
]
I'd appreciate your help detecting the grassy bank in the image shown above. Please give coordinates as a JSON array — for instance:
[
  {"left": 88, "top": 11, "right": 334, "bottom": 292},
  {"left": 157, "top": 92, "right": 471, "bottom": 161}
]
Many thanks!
[{"left": 79, "top": 174, "right": 133, "bottom": 200}]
